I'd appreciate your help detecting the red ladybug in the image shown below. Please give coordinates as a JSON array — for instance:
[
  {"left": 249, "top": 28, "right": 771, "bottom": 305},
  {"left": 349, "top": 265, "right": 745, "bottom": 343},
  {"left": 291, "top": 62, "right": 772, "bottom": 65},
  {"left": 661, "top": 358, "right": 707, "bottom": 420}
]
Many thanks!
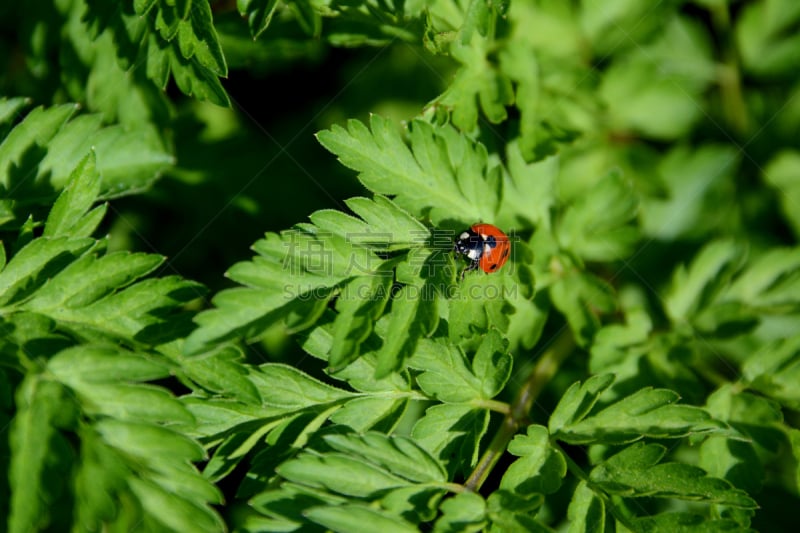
[{"left": 454, "top": 223, "right": 511, "bottom": 274}]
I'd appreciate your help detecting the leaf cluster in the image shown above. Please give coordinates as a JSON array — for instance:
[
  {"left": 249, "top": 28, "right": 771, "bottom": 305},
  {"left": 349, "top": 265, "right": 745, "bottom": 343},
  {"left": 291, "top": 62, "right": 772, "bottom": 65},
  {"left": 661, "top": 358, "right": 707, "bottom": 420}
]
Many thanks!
[{"left": 3, "top": 0, "right": 800, "bottom": 532}]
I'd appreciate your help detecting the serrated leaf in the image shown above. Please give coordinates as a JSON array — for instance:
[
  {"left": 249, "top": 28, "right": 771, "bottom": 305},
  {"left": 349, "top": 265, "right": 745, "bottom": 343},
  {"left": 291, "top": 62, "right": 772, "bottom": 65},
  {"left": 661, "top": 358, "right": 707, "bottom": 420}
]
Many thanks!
[
  {"left": 472, "top": 330, "right": 512, "bottom": 398},
  {"left": 44, "top": 151, "right": 101, "bottom": 237},
  {"left": 324, "top": 432, "right": 447, "bottom": 483},
  {"left": 237, "top": 0, "right": 281, "bottom": 38},
  {"left": 501, "top": 425, "right": 566, "bottom": 496},
  {"left": 38, "top": 115, "right": 174, "bottom": 197},
  {"left": 501, "top": 142, "right": 558, "bottom": 228},
  {"left": 317, "top": 116, "right": 499, "bottom": 224},
  {"left": 277, "top": 453, "right": 409, "bottom": 497},
  {"left": 590, "top": 442, "right": 758, "bottom": 508},
  {"left": 182, "top": 348, "right": 262, "bottom": 405},
  {"left": 185, "top": 229, "right": 376, "bottom": 354},
  {"left": 8, "top": 378, "right": 69, "bottom": 533},
  {"left": 567, "top": 481, "right": 605, "bottom": 533},
  {"left": 329, "top": 396, "right": 409, "bottom": 433},
  {"left": 0, "top": 236, "right": 94, "bottom": 307},
  {"left": 74, "top": 382, "right": 194, "bottom": 424},
  {"left": 249, "top": 364, "right": 355, "bottom": 409},
  {"left": 724, "top": 246, "right": 800, "bottom": 310},
  {"left": 311, "top": 195, "right": 430, "bottom": 251},
  {"left": 629, "top": 512, "right": 756, "bottom": 533},
  {"left": 555, "top": 387, "right": 727, "bottom": 444},
  {"left": 641, "top": 145, "right": 740, "bottom": 240},
  {"left": 376, "top": 284, "right": 438, "bottom": 377},
  {"left": 35, "top": 275, "right": 204, "bottom": 343},
  {"left": 329, "top": 273, "right": 393, "bottom": 370},
  {"left": 548, "top": 374, "right": 615, "bottom": 434},
  {"left": 550, "top": 270, "right": 616, "bottom": 347},
  {"left": 412, "top": 404, "right": 489, "bottom": 478},
  {"left": 96, "top": 418, "right": 206, "bottom": 465},
  {"left": 0, "top": 103, "right": 77, "bottom": 190},
  {"left": 128, "top": 477, "right": 224, "bottom": 533},
  {"left": 665, "top": 240, "right": 747, "bottom": 324},
  {"left": 47, "top": 346, "right": 171, "bottom": 384},
  {"left": 557, "top": 171, "right": 639, "bottom": 262},
  {"left": 306, "top": 504, "right": 419, "bottom": 533},
  {"left": 181, "top": 397, "right": 274, "bottom": 437},
  {"left": 0, "top": 96, "right": 29, "bottom": 127},
  {"left": 22, "top": 251, "right": 164, "bottom": 311},
  {"left": 434, "top": 492, "right": 487, "bottom": 533},
  {"left": 742, "top": 334, "right": 800, "bottom": 409},
  {"left": 410, "top": 339, "right": 483, "bottom": 403}
]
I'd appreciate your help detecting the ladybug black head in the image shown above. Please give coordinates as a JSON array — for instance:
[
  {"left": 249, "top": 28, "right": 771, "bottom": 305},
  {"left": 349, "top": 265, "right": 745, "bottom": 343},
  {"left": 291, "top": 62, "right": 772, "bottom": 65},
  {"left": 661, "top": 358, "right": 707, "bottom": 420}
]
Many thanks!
[{"left": 454, "top": 229, "right": 483, "bottom": 261}]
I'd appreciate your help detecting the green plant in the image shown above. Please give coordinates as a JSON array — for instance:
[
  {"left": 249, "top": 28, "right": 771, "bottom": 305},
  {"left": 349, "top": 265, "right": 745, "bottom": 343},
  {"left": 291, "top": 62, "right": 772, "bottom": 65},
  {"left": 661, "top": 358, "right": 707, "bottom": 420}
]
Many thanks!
[{"left": 2, "top": 0, "right": 800, "bottom": 532}]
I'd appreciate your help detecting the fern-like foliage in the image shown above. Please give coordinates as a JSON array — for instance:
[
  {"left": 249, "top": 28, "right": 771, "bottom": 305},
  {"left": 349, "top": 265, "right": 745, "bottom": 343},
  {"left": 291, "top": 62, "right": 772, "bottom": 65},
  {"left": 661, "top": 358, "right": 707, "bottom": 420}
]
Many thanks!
[
  {"left": 82, "top": 0, "right": 229, "bottom": 106},
  {"left": 0, "top": 116, "right": 220, "bottom": 532}
]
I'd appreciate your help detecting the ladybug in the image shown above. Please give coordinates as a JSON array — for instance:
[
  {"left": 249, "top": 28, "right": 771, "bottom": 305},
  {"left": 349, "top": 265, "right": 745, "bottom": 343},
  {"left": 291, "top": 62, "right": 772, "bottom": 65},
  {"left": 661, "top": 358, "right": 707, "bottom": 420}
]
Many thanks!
[{"left": 454, "top": 223, "right": 511, "bottom": 274}]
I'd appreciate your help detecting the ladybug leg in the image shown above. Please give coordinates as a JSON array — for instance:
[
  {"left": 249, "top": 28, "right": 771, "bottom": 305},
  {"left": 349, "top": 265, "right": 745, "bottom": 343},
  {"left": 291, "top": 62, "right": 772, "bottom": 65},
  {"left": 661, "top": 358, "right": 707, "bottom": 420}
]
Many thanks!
[{"left": 459, "top": 259, "right": 480, "bottom": 280}]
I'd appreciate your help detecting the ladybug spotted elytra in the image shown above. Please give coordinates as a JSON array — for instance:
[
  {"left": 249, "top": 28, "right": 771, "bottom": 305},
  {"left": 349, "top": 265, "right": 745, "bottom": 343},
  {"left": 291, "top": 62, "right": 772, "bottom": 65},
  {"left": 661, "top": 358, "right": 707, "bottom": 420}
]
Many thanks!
[{"left": 454, "top": 223, "right": 511, "bottom": 275}]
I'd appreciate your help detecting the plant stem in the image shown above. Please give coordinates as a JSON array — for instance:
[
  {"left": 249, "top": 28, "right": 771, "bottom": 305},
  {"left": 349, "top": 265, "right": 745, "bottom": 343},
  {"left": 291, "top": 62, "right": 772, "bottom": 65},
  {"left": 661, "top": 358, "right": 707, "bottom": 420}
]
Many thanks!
[
  {"left": 712, "top": 2, "right": 749, "bottom": 135},
  {"left": 463, "top": 327, "right": 575, "bottom": 491}
]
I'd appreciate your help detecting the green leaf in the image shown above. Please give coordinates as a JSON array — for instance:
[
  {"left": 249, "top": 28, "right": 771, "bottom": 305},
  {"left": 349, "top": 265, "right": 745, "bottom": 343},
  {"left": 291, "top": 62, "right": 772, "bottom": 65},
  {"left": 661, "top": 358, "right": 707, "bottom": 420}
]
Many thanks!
[
  {"left": 0, "top": 96, "right": 29, "bottom": 128},
  {"left": 128, "top": 477, "right": 225, "bottom": 533},
  {"left": 763, "top": 151, "right": 800, "bottom": 237},
  {"left": 317, "top": 116, "right": 501, "bottom": 224},
  {"left": 665, "top": 240, "right": 747, "bottom": 324},
  {"left": 412, "top": 404, "right": 489, "bottom": 478},
  {"left": 742, "top": 334, "right": 800, "bottom": 409},
  {"left": 555, "top": 386, "right": 727, "bottom": 444},
  {"left": 0, "top": 236, "right": 94, "bottom": 307},
  {"left": 376, "top": 284, "right": 438, "bottom": 377},
  {"left": 550, "top": 270, "right": 616, "bottom": 347},
  {"left": 38, "top": 115, "right": 174, "bottom": 196},
  {"left": 8, "top": 378, "right": 71, "bottom": 533},
  {"left": 44, "top": 151, "right": 101, "bottom": 237},
  {"left": 629, "top": 512, "right": 757, "bottom": 533},
  {"left": 700, "top": 384, "right": 785, "bottom": 494},
  {"left": 310, "top": 195, "right": 431, "bottom": 251},
  {"left": 724, "top": 246, "right": 800, "bottom": 311},
  {"left": 641, "top": 145, "right": 740, "bottom": 240},
  {"left": 237, "top": 0, "right": 281, "bottom": 38},
  {"left": 328, "top": 273, "right": 393, "bottom": 370},
  {"left": 548, "top": 374, "right": 615, "bottom": 434},
  {"left": 736, "top": 0, "right": 800, "bottom": 77},
  {"left": 181, "top": 347, "right": 262, "bottom": 405},
  {"left": 0, "top": 103, "right": 77, "bottom": 191},
  {"left": 306, "top": 504, "right": 419, "bottom": 533},
  {"left": 249, "top": 363, "right": 355, "bottom": 409},
  {"left": 433, "top": 492, "right": 487, "bottom": 533},
  {"left": 472, "top": 330, "right": 512, "bottom": 398},
  {"left": 500, "top": 142, "right": 558, "bottom": 228},
  {"left": 501, "top": 425, "right": 566, "bottom": 496},
  {"left": 599, "top": 16, "right": 713, "bottom": 140},
  {"left": 96, "top": 418, "right": 206, "bottom": 465},
  {"left": 590, "top": 442, "right": 758, "bottom": 508},
  {"left": 447, "top": 272, "right": 511, "bottom": 344},
  {"left": 556, "top": 171, "right": 639, "bottom": 262},
  {"left": 28, "top": 274, "right": 204, "bottom": 343},
  {"left": 47, "top": 346, "right": 170, "bottom": 384},
  {"left": 185, "top": 229, "right": 376, "bottom": 353},
  {"left": 276, "top": 453, "right": 409, "bottom": 497},
  {"left": 411, "top": 339, "right": 482, "bottom": 403},
  {"left": 323, "top": 432, "right": 447, "bottom": 483},
  {"left": 87, "top": 0, "right": 230, "bottom": 106},
  {"left": 433, "top": 35, "right": 514, "bottom": 131},
  {"left": 566, "top": 481, "right": 605, "bottom": 533},
  {"left": 21, "top": 251, "right": 164, "bottom": 311},
  {"left": 329, "top": 396, "right": 409, "bottom": 433}
]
